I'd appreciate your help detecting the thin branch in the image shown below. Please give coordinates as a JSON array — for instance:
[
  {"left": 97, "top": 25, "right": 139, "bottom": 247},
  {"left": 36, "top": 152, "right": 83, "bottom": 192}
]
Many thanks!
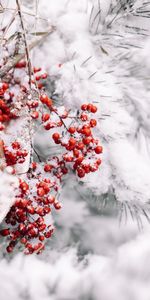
[
  {"left": 0, "top": 26, "right": 55, "bottom": 79},
  {"left": 16, "top": 0, "right": 32, "bottom": 87}
]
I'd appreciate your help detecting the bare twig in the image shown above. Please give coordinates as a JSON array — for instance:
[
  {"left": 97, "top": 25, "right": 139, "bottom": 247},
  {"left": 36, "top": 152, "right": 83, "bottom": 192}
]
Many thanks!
[
  {"left": 0, "top": 26, "right": 55, "bottom": 79},
  {"left": 16, "top": 0, "right": 32, "bottom": 86}
]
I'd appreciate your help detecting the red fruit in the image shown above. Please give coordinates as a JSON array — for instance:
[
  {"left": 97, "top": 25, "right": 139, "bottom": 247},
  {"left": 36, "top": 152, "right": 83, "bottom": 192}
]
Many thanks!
[
  {"left": 44, "top": 123, "right": 52, "bottom": 130},
  {"left": 68, "top": 127, "right": 76, "bottom": 134},
  {"left": 19, "top": 223, "right": 26, "bottom": 232},
  {"left": 83, "top": 164, "right": 90, "bottom": 173},
  {"left": 64, "top": 155, "right": 73, "bottom": 162},
  {"left": 96, "top": 159, "right": 102, "bottom": 166},
  {"left": 36, "top": 217, "right": 44, "bottom": 225},
  {"left": 0, "top": 229, "right": 10, "bottom": 236},
  {"left": 46, "top": 98, "right": 53, "bottom": 107},
  {"left": 20, "top": 182, "right": 29, "bottom": 193},
  {"left": 44, "top": 206, "right": 51, "bottom": 214},
  {"left": 31, "top": 101, "right": 39, "bottom": 108},
  {"left": 26, "top": 243, "right": 33, "bottom": 250},
  {"left": 15, "top": 61, "right": 26, "bottom": 68},
  {"left": 90, "top": 119, "right": 97, "bottom": 127},
  {"left": 90, "top": 164, "right": 98, "bottom": 172},
  {"left": 80, "top": 113, "right": 88, "bottom": 121},
  {"left": 76, "top": 142, "right": 84, "bottom": 150},
  {"left": 69, "top": 137, "right": 76, "bottom": 147},
  {"left": 81, "top": 104, "right": 87, "bottom": 111},
  {"left": 42, "top": 113, "right": 50, "bottom": 122},
  {"left": 87, "top": 104, "right": 93, "bottom": 111},
  {"left": 31, "top": 162, "right": 37, "bottom": 170},
  {"left": 35, "top": 75, "right": 41, "bottom": 81},
  {"left": 82, "top": 137, "right": 92, "bottom": 145},
  {"left": 54, "top": 201, "right": 62, "bottom": 210},
  {"left": 27, "top": 205, "right": 35, "bottom": 214},
  {"left": 52, "top": 132, "right": 60, "bottom": 141},
  {"left": 39, "top": 224, "right": 46, "bottom": 232},
  {"left": 2, "top": 114, "right": 10, "bottom": 122},
  {"left": 40, "top": 94, "right": 49, "bottom": 104},
  {"left": 44, "top": 164, "right": 52, "bottom": 172},
  {"left": 47, "top": 196, "right": 55, "bottom": 204},
  {"left": 20, "top": 238, "right": 27, "bottom": 244},
  {"left": 31, "top": 111, "right": 39, "bottom": 119},
  {"left": 76, "top": 155, "right": 84, "bottom": 164},
  {"left": 37, "top": 187, "right": 45, "bottom": 197},
  {"left": 34, "top": 67, "right": 41, "bottom": 73},
  {"left": 61, "top": 167, "right": 68, "bottom": 174},
  {"left": 41, "top": 73, "right": 47, "bottom": 79},
  {"left": 0, "top": 124, "right": 5, "bottom": 130},
  {"left": 45, "top": 231, "right": 52, "bottom": 238},
  {"left": 91, "top": 105, "right": 97, "bottom": 113},
  {"left": 38, "top": 83, "right": 43, "bottom": 89},
  {"left": 94, "top": 146, "right": 103, "bottom": 154},
  {"left": 73, "top": 149, "right": 80, "bottom": 157},
  {"left": 39, "top": 235, "right": 45, "bottom": 241},
  {"left": 36, "top": 207, "right": 44, "bottom": 215},
  {"left": 2, "top": 82, "right": 9, "bottom": 90},
  {"left": 6, "top": 245, "right": 13, "bottom": 253},
  {"left": 82, "top": 128, "right": 91, "bottom": 137},
  {"left": 12, "top": 142, "right": 20, "bottom": 149},
  {"left": 77, "top": 168, "right": 85, "bottom": 178}
]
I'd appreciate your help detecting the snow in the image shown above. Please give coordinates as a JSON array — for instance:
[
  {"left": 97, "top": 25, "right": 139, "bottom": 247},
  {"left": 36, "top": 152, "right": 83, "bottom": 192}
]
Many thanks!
[{"left": 1, "top": 0, "right": 150, "bottom": 299}]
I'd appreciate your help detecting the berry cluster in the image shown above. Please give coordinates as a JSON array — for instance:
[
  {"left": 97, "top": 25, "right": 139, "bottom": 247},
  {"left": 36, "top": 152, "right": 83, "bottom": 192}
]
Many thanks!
[
  {"left": 0, "top": 83, "right": 17, "bottom": 131},
  {"left": 51, "top": 103, "right": 103, "bottom": 178},
  {"left": 0, "top": 62, "right": 103, "bottom": 254},
  {"left": 0, "top": 174, "right": 61, "bottom": 254},
  {"left": 3, "top": 142, "right": 28, "bottom": 167}
]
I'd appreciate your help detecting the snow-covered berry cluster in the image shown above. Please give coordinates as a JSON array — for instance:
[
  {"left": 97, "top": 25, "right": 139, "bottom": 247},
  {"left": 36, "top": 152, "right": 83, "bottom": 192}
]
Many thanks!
[{"left": 0, "top": 61, "right": 103, "bottom": 254}]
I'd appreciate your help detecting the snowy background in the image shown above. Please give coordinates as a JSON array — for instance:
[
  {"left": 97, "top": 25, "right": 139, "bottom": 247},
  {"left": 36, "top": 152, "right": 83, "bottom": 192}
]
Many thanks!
[{"left": 0, "top": 0, "right": 150, "bottom": 299}]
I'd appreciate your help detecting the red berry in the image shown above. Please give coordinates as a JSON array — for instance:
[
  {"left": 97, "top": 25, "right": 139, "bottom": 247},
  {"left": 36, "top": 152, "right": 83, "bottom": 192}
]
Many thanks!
[
  {"left": 54, "top": 201, "right": 62, "bottom": 210},
  {"left": 87, "top": 104, "right": 93, "bottom": 111},
  {"left": 0, "top": 229, "right": 10, "bottom": 236},
  {"left": 91, "top": 105, "right": 97, "bottom": 113},
  {"left": 68, "top": 127, "right": 76, "bottom": 134},
  {"left": 44, "top": 164, "right": 52, "bottom": 172},
  {"left": 46, "top": 98, "right": 53, "bottom": 107},
  {"left": 80, "top": 113, "right": 88, "bottom": 121},
  {"left": 6, "top": 245, "right": 13, "bottom": 253},
  {"left": 81, "top": 104, "right": 87, "bottom": 111},
  {"left": 42, "top": 113, "right": 50, "bottom": 122},
  {"left": 12, "top": 142, "right": 20, "bottom": 149},
  {"left": 20, "top": 182, "right": 29, "bottom": 193},
  {"left": 41, "top": 73, "right": 47, "bottom": 79},
  {"left": 47, "top": 196, "right": 55, "bottom": 204},
  {"left": 37, "top": 188, "right": 45, "bottom": 197},
  {"left": 82, "top": 137, "right": 92, "bottom": 145},
  {"left": 34, "top": 67, "right": 41, "bottom": 73},
  {"left": 35, "top": 75, "right": 41, "bottom": 81},
  {"left": 76, "top": 155, "right": 84, "bottom": 164},
  {"left": 52, "top": 132, "right": 60, "bottom": 141},
  {"left": 82, "top": 128, "right": 91, "bottom": 137},
  {"left": 76, "top": 142, "right": 84, "bottom": 150},
  {"left": 31, "top": 111, "right": 39, "bottom": 119},
  {"left": 73, "top": 149, "right": 80, "bottom": 157},
  {"left": 69, "top": 137, "right": 76, "bottom": 147},
  {"left": 2, "top": 82, "right": 9, "bottom": 90},
  {"left": 40, "top": 94, "right": 49, "bottom": 104},
  {"left": 94, "top": 146, "right": 103, "bottom": 154},
  {"left": 90, "top": 119, "right": 97, "bottom": 127},
  {"left": 31, "top": 162, "right": 37, "bottom": 170},
  {"left": 77, "top": 168, "right": 85, "bottom": 178}
]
